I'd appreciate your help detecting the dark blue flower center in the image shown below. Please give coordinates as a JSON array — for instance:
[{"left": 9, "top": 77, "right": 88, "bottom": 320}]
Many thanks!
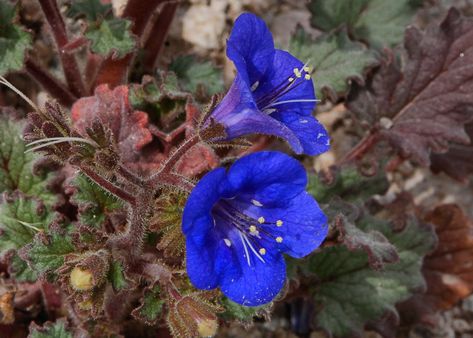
[{"left": 212, "top": 199, "right": 285, "bottom": 267}]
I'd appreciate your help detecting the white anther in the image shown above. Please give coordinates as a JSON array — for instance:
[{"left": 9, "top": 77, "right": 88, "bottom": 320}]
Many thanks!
[
  {"left": 258, "top": 217, "right": 265, "bottom": 224},
  {"left": 259, "top": 248, "right": 266, "bottom": 255},
  {"left": 276, "top": 220, "right": 283, "bottom": 227},
  {"left": 276, "top": 237, "right": 283, "bottom": 243},
  {"left": 224, "top": 238, "right": 232, "bottom": 247},
  {"left": 251, "top": 81, "right": 259, "bottom": 91}
]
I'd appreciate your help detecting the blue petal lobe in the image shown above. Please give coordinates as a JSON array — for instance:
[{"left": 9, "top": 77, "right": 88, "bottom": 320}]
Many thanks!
[
  {"left": 226, "top": 151, "right": 307, "bottom": 207},
  {"left": 227, "top": 13, "right": 275, "bottom": 86},
  {"left": 256, "top": 192, "right": 328, "bottom": 258},
  {"left": 273, "top": 112, "right": 330, "bottom": 156},
  {"left": 185, "top": 232, "right": 220, "bottom": 290},
  {"left": 182, "top": 167, "right": 226, "bottom": 236}
]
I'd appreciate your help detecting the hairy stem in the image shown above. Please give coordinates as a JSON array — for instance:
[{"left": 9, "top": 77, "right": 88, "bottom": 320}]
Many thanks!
[
  {"left": 107, "top": 190, "right": 153, "bottom": 257},
  {"left": 37, "top": 0, "right": 86, "bottom": 97},
  {"left": 24, "top": 57, "right": 77, "bottom": 106},
  {"left": 80, "top": 166, "right": 136, "bottom": 205},
  {"left": 116, "top": 165, "right": 144, "bottom": 186},
  {"left": 148, "top": 134, "right": 200, "bottom": 187}
]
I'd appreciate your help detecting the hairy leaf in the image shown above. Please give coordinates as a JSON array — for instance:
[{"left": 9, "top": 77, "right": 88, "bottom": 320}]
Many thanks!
[
  {"left": 399, "top": 204, "right": 473, "bottom": 323},
  {"left": 28, "top": 318, "right": 72, "bottom": 338},
  {"left": 304, "top": 215, "right": 436, "bottom": 336},
  {"left": 9, "top": 253, "right": 38, "bottom": 282},
  {"left": 0, "top": 192, "right": 54, "bottom": 252},
  {"left": 71, "top": 84, "right": 153, "bottom": 167},
  {"left": 108, "top": 261, "right": 128, "bottom": 291},
  {"left": 347, "top": 9, "right": 473, "bottom": 166},
  {"left": 0, "top": 1, "right": 31, "bottom": 75},
  {"left": 26, "top": 232, "right": 75, "bottom": 278},
  {"left": 289, "top": 27, "right": 378, "bottom": 102},
  {"left": 169, "top": 55, "right": 224, "bottom": 98},
  {"left": 0, "top": 113, "right": 55, "bottom": 203},
  {"left": 86, "top": 19, "right": 135, "bottom": 59},
  {"left": 308, "top": 0, "right": 420, "bottom": 48},
  {"left": 132, "top": 285, "right": 164, "bottom": 325},
  {"left": 307, "top": 167, "right": 389, "bottom": 204},
  {"left": 220, "top": 298, "right": 266, "bottom": 323},
  {"left": 69, "top": 173, "right": 122, "bottom": 228},
  {"left": 334, "top": 214, "right": 399, "bottom": 269},
  {"left": 67, "top": 0, "right": 112, "bottom": 21}
]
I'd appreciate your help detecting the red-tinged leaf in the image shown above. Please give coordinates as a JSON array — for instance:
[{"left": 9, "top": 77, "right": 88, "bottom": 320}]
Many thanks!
[
  {"left": 71, "top": 84, "right": 153, "bottom": 165},
  {"left": 398, "top": 204, "right": 473, "bottom": 324},
  {"left": 175, "top": 143, "right": 219, "bottom": 178},
  {"left": 347, "top": 9, "right": 473, "bottom": 166},
  {"left": 430, "top": 122, "right": 473, "bottom": 182}
]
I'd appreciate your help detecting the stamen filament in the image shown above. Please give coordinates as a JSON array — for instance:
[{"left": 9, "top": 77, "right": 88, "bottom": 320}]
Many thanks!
[{"left": 264, "top": 99, "right": 320, "bottom": 109}]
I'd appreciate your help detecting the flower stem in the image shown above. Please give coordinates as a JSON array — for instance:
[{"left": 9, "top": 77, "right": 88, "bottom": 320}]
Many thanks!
[
  {"left": 116, "top": 165, "right": 144, "bottom": 186},
  {"left": 24, "top": 57, "right": 77, "bottom": 106},
  {"left": 37, "top": 0, "right": 87, "bottom": 98}
]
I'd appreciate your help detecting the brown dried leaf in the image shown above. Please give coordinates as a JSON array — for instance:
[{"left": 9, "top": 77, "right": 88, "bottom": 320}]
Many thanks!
[
  {"left": 348, "top": 9, "right": 473, "bottom": 166},
  {"left": 398, "top": 204, "right": 473, "bottom": 324}
]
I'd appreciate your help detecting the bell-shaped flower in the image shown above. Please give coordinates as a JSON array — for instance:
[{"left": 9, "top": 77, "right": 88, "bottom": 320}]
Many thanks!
[
  {"left": 182, "top": 151, "right": 328, "bottom": 306},
  {"left": 207, "top": 13, "right": 330, "bottom": 155}
]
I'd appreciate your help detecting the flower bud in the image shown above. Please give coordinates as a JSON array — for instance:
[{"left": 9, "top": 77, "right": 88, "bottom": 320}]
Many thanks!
[
  {"left": 70, "top": 267, "right": 94, "bottom": 291},
  {"left": 168, "top": 295, "right": 219, "bottom": 338},
  {"left": 69, "top": 250, "right": 109, "bottom": 291}
]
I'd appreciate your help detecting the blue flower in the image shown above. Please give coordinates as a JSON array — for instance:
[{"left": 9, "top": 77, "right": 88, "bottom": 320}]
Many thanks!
[
  {"left": 207, "top": 13, "right": 330, "bottom": 156},
  {"left": 182, "top": 151, "right": 328, "bottom": 306}
]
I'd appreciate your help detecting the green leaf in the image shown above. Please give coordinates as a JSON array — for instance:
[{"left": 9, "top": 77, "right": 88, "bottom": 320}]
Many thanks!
[
  {"left": 129, "top": 74, "right": 188, "bottom": 121},
  {"left": 0, "top": 192, "right": 54, "bottom": 252},
  {"left": 132, "top": 285, "right": 165, "bottom": 325},
  {"left": 0, "top": 113, "right": 55, "bottom": 204},
  {"left": 289, "top": 27, "right": 378, "bottom": 102},
  {"left": 108, "top": 261, "right": 128, "bottom": 291},
  {"left": 0, "top": 1, "right": 31, "bottom": 75},
  {"left": 28, "top": 319, "right": 73, "bottom": 338},
  {"left": 169, "top": 55, "right": 224, "bottom": 97},
  {"left": 220, "top": 298, "right": 266, "bottom": 323},
  {"left": 69, "top": 173, "right": 122, "bottom": 228},
  {"left": 67, "top": 0, "right": 112, "bottom": 21},
  {"left": 307, "top": 167, "right": 388, "bottom": 204},
  {"left": 86, "top": 18, "right": 135, "bottom": 58},
  {"left": 305, "top": 216, "right": 436, "bottom": 336},
  {"left": 9, "top": 253, "right": 38, "bottom": 282},
  {"left": 26, "top": 232, "right": 75, "bottom": 278},
  {"left": 308, "top": 0, "right": 421, "bottom": 48}
]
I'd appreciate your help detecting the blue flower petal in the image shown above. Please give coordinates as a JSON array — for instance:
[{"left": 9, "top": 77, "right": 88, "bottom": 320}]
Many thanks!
[
  {"left": 185, "top": 232, "right": 220, "bottom": 290},
  {"left": 219, "top": 229, "right": 286, "bottom": 306},
  {"left": 227, "top": 13, "right": 275, "bottom": 86},
  {"left": 226, "top": 152, "right": 307, "bottom": 207},
  {"left": 254, "top": 50, "right": 316, "bottom": 116},
  {"left": 182, "top": 167, "right": 226, "bottom": 236},
  {"left": 272, "top": 111, "right": 330, "bottom": 156},
  {"left": 255, "top": 192, "right": 328, "bottom": 258}
]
